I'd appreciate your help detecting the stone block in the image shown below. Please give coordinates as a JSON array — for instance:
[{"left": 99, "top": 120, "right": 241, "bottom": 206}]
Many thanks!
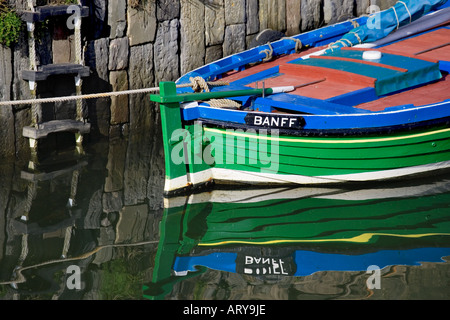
[
  {"left": 225, "top": 0, "right": 246, "bottom": 25},
  {"left": 259, "top": 0, "right": 268, "bottom": 30},
  {"left": 286, "top": 0, "right": 301, "bottom": 36},
  {"left": 156, "top": 0, "right": 180, "bottom": 21},
  {"left": 301, "top": 0, "right": 322, "bottom": 31},
  {"left": 223, "top": 23, "right": 246, "bottom": 57},
  {"left": 259, "top": 0, "right": 286, "bottom": 31},
  {"left": 268, "top": 0, "right": 285, "bottom": 32},
  {"left": 379, "top": 0, "right": 398, "bottom": 10},
  {"left": 205, "top": 45, "right": 223, "bottom": 64},
  {"left": 324, "top": 0, "right": 354, "bottom": 24},
  {"left": 116, "top": 204, "right": 149, "bottom": 243},
  {"left": 85, "top": 38, "right": 110, "bottom": 84},
  {"left": 108, "top": 37, "right": 129, "bottom": 70},
  {"left": 128, "top": 43, "right": 154, "bottom": 131},
  {"left": 123, "top": 133, "right": 152, "bottom": 205},
  {"left": 109, "top": 70, "right": 129, "bottom": 124},
  {"left": 105, "top": 138, "right": 127, "bottom": 192},
  {"left": 127, "top": 0, "right": 157, "bottom": 46},
  {"left": 246, "top": 0, "right": 259, "bottom": 35},
  {"left": 108, "top": 0, "right": 127, "bottom": 38},
  {"left": 354, "top": 0, "right": 371, "bottom": 17},
  {"left": 0, "top": 46, "right": 14, "bottom": 159},
  {"left": 205, "top": 0, "right": 225, "bottom": 46},
  {"left": 102, "top": 191, "right": 124, "bottom": 213},
  {"left": 0, "top": 45, "right": 12, "bottom": 102},
  {"left": 154, "top": 19, "right": 180, "bottom": 83},
  {"left": 180, "top": 0, "right": 206, "bottom": 75},
  {"left": 87, "top": 0, "right": 108, "bottom": 39},
  {"left": 84, "top": 38, "right": 111, "bottom": 138},
  {"left": 52, "top": 38, "right": 74, "bottom": 64}
]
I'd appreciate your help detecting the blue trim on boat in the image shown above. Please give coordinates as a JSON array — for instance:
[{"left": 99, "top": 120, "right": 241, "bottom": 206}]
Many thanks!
[
  {"left": 293, "top": 247, "right": 450, "bottom": 276},
  {"left": 176, "top": 17, "right": 368, "bottom": 86},
  {"left": 182, "top": 99, "right": 450, "bottom": 131},
  {"left": 174, "top": 252, "right": 238, "bottom": 274},
  {"left": 326, "top": 87, "right": 378, "bottom": 107},
  {"left": 172, "top": 247, "right": 450, "bottom": 277},
  {"left": 440, "top": 61, "right": 450, "bottom": 73},
  {"left": 229, "top": 66, "right": 281, "bottom": 87},
  {"left": 253, "top": 93, "right": 370, "bottom": 114}
]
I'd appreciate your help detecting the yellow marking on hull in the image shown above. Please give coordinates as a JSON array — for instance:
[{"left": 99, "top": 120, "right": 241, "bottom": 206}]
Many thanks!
[
  {"left": 198, "top": 232, "right": 450, "bottom": 246},
  {"left": 203, "top": 127, "right": 450, "bottom": 144}
]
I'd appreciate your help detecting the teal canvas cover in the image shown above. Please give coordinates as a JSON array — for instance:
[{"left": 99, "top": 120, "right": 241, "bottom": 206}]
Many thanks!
[
  {"left": 292, "top": 49, "right": 442, "bottom": 96},
  {"left": 325, "top": 0, "right": 448, "bottom": 53}
]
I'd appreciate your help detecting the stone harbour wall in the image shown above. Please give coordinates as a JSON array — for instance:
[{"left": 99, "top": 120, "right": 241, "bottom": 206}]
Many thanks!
[{"left": 0, "top": 0, "right": 398, "bottom": 159}]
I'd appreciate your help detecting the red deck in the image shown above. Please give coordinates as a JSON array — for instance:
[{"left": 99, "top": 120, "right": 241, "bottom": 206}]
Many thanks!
[
  {"left": 220, "top": 27, "right": 450, "bottom": 112},
  {"left": 355, "top": 27, "right": 450, "bottom": 111}
]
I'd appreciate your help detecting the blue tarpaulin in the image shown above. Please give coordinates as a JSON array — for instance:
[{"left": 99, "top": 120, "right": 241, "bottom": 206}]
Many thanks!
[{"left": 325, "top": 0, "right": 448, "bottom": 53}]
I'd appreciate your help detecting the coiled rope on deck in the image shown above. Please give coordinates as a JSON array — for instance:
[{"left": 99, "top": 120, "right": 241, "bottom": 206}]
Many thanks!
[{"left": 189, "top": 76, "right": 241, "bottom": 109}]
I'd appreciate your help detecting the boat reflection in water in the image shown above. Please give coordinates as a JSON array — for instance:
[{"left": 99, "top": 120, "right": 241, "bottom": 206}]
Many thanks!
[{"left": 144, "top": 176, "right": 450, "bottom": 300}]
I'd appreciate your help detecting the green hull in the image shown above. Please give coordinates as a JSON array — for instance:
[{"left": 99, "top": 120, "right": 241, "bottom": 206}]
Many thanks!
[
  {"left": 153, "top": 82, "right": 450, "bottom": 194},
  {"left": 173, "top": 183, "right": 450, "bottom": 249},
  {"left": 144, "top": 179, "right": 450, "bottom": 299},
  {"left": 166, "top": 123, "right": 450, "bottom": 193}
]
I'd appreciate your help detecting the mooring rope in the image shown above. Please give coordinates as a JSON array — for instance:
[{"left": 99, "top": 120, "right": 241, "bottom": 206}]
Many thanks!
[{"left": 0, "top": 78, "right": 229, "bottom": 107}]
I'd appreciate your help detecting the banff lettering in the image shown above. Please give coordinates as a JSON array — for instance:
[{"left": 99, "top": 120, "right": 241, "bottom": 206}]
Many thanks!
[
  {"left": 254, "top": 115, "right": 297, "bottom": 128},
  {"left": 245, "top": 113, "right": 304, "bottom": 129}
]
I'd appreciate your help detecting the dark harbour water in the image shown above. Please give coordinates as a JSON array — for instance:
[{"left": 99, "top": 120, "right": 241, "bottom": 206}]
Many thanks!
[{"left": 1, "top": 114, "right": 450, "bottom": 303}]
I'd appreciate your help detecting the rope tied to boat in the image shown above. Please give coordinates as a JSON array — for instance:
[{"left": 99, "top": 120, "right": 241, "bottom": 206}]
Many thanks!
[
  {"left": 282, "top": 37, "right": 303, "bottom": 53},
  {"left": 392, "top": 5, "right": 400, "bottom": 29},
  {"left": 351, "top": 20, "right": 360, "bottom": 28},
  {"left": 260, "top": 42, "right": 274, "bottom": 62},
  {"left": 190, "top": 76, "right": 211, "bottom": 93},
  {"left": 189, "top": 76, "right": 241, "bottom": 109},
  {"left": 348, "top": 31, "right": 362, "bottom": 44},
  {"left": 208, "top": 99, "right": 241, "bottom": 109},
  {"left": 327, "top": 38, "right": 353, "bottom": 52}
]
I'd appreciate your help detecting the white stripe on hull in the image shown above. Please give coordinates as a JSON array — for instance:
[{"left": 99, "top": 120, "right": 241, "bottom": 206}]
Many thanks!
[{"left": 165, "top": 160, "right": 450, "bottom": 193}]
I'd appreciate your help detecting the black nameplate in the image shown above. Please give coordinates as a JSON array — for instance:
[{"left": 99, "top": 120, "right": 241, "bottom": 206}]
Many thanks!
[{"left": 244, "top": 113, "right": 305, "bottom": 129}]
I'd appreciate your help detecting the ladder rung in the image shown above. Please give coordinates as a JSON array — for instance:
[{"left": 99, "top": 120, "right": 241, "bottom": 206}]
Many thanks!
[
  {"left": 20, "top": 5, "right": 89, "bottom": 23},
  {"left": 23, "top": 119, "right": 91, "bottom": 140},
  {"left": 21, "top": 64, "right": 90, "bottom": 81}
]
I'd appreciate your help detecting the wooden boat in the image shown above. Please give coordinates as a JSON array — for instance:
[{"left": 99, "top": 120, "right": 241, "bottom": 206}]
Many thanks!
[
  {"left": 143, "top": 177, "right": 450, "bottom": 299},
  {"left": 151, "top": 0, "right": 450, "bottom": 195}
]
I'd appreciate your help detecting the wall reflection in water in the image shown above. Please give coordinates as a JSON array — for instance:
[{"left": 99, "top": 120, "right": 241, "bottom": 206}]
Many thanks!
[{"left": 0, "top": 116, "right": 165, "bottom": 299}]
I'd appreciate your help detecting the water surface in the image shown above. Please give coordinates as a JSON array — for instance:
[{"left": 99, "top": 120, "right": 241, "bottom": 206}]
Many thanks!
[{"left": 1, "top": 119, "right": 449, "bottom": 301}]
